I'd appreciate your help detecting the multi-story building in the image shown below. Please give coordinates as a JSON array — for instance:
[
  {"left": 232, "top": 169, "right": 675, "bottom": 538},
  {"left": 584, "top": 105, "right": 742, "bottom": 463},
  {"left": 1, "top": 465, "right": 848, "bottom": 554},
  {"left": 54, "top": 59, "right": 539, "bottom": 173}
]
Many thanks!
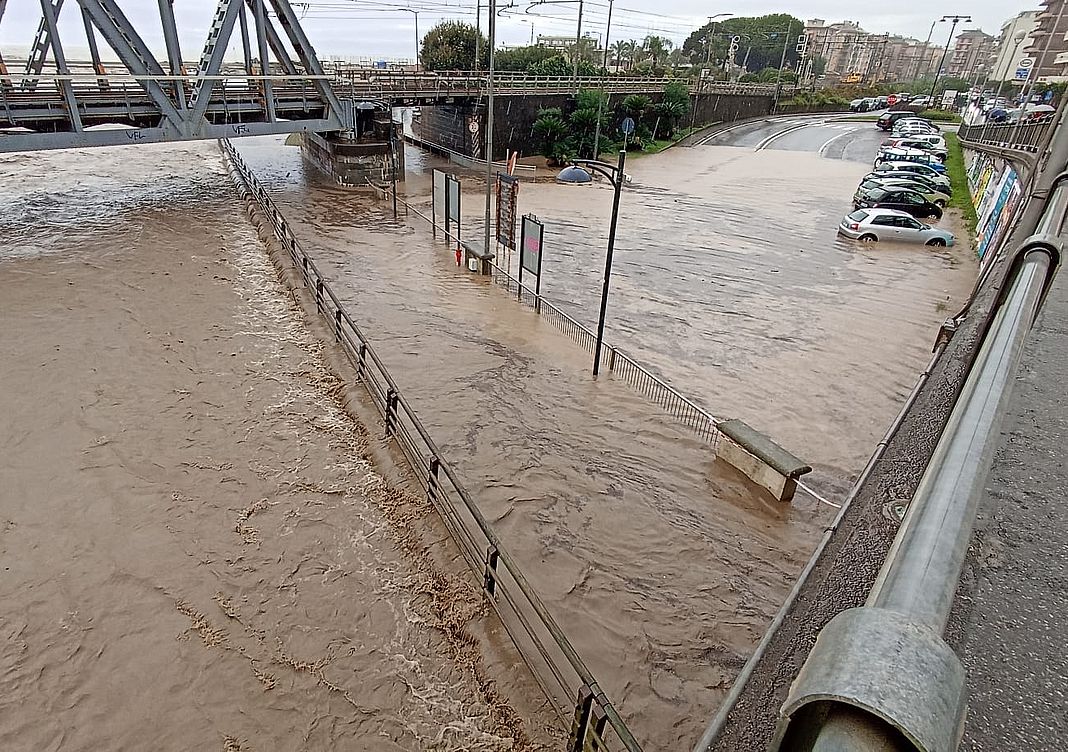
[
  {"left": 947, "top": 29, "right": 995, "bottom": 78},
  {"left": 804, "top": 20, "right": 944, "bottom": 83},
  {"left": 991, "top": 11, "right": 1041, "bottom": 80},
  {"left": 1025, "top": 0, "right": 1068, "bottom": 82},
  {"left": 804, "top": 19, "right": 877, "bottom": 80}
]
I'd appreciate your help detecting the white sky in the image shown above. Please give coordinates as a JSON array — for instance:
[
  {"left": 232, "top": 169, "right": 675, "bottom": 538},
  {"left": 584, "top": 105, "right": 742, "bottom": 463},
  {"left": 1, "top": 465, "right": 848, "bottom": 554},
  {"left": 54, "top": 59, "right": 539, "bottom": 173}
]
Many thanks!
[{"left": 0, "top": 1, "right": 1027, "bottom": 62}]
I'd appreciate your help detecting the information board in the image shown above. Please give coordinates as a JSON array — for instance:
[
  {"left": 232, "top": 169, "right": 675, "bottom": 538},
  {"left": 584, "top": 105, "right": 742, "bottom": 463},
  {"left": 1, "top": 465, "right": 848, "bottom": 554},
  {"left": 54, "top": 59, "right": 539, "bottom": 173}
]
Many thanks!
[
  {"left": 496, "top": 174, "right": 520, "bottom": 250},
  {"left": 432, "top": 169, "right": 446, "bottom": 239},
  {"left": 519, "top": 214, "right": 545, "bottom": 299}
]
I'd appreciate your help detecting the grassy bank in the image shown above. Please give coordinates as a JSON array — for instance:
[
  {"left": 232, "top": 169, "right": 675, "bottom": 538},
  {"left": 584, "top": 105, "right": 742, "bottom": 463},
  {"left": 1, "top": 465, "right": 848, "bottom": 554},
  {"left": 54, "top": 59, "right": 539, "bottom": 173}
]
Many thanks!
[{"left": 944, "top": 132, "right": 978, "bottom": 238}]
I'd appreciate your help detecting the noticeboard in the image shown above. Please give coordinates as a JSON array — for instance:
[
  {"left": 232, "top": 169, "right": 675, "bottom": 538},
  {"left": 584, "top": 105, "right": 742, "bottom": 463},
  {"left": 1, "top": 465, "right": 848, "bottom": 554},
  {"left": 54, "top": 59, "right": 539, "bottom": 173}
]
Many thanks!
[
  {"left": 520, "top": 214, "right": 544, "bottom": 281},
  {"left": 432, "top": 169, "right": 446, "bottom": 238},
  {"left": 446, "top": 174, "right": 461, "bottom": 241},
  {"left": 496, "top": 174, "right": 520, "bottom": 250}
]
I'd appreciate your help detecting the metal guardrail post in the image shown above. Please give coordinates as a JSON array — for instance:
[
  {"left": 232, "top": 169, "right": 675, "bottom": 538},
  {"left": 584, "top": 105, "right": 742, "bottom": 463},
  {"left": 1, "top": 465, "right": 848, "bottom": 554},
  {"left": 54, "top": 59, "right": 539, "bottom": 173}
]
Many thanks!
[{"left": 768, "top": 170, "right": 1066, "bottom": 750}]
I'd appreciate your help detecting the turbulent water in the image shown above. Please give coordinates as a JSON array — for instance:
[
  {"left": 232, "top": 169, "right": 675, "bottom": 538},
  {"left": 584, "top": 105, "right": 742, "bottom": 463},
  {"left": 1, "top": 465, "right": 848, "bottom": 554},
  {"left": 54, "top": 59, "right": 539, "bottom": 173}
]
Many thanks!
[{"left": 0, "top": 125, "right": 977, "bottom": 751}]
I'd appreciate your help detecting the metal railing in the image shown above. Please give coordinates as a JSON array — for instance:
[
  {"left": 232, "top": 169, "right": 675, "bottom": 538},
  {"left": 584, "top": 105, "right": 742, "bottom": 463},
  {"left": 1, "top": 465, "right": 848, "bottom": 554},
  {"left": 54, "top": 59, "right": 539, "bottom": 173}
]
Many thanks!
[
  {"left": 401, "top": 132, "right": 537, "bottom": 180},
  {"left": 768, "top": 166, "right": 1065, "bottom": 751},
  {"left": 218, "top": 138, "right": 642, "bottom": 752},
  {"left": 332, "top": 68, "right": 786, "bottom": 98},
  {"left": 958, "top": 117, "right": 1055, "bottom": 154},
  {"left": 486, "top": 254, "right": 723, "bottom": 448}
]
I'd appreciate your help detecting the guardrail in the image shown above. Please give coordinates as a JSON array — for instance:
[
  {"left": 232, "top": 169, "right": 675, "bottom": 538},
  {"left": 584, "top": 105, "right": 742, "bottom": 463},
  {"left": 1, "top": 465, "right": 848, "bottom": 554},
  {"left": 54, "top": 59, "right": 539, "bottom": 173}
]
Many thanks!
[
  {"left": 218, "top": 138, "right": 642, "bottom": 752},
  {"left": 768, "top": 165, "right": 1065, "bottom": 750},
  {"left": 401, "top": 132, "right": 537, "bottom": 180},
  {"left": 332, "top": 69, "right": 785, "bottom": 98},
  {"left": 958, "top": 117, "right": 1055, "bottom": 154}
]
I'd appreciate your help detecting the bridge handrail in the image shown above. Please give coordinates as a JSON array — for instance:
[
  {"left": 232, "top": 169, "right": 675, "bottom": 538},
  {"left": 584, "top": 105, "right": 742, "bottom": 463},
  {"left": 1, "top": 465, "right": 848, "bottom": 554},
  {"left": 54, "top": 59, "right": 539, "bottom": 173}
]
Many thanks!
[{"left": 218, "top": 138, "right": 643, "bottom": 752}]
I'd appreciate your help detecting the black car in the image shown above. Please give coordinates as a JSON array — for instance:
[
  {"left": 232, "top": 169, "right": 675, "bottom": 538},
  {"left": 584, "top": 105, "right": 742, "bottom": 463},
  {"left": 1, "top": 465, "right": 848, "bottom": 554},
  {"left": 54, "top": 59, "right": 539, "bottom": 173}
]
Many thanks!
[
  {"left": 877, "top": 110, "right": 920, "bottom": 131},
  {"left": 855, "top": 187, "right": 943, "bottom": 219},
  {"left": 863, "top": 171, "right": 952, "bottom": 196}
]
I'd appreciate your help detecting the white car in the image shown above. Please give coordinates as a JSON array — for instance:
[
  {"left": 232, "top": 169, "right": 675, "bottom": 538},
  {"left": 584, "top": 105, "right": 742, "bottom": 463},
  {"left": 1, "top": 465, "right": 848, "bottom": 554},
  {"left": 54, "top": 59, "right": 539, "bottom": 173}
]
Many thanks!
[{"left": 838, "top": 208, "right": 955, "bottom": 246}]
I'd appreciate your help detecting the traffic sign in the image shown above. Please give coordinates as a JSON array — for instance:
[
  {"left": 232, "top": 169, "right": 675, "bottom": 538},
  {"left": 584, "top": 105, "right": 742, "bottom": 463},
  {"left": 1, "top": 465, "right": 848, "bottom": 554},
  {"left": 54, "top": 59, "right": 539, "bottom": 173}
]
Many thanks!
[
  {"left": 1018, "top": 57, "right": 1034, "bottom": 68},
  {"left": 620, "top": 117, "right": 635, "bottom": 135},
  {"left": 1015, "top": 67, "right": 1031, "bottom": 81}
]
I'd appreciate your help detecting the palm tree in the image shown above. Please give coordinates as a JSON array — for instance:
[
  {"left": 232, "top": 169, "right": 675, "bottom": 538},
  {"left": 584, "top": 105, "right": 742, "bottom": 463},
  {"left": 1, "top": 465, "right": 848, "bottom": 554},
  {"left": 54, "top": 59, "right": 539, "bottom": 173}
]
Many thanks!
[
  {"left": 623, "top": 40, "right": 639, "bottom": 70},
  {"left": 642, "top": 35, "right": 673, "bottom": 66},
  {"left": 611, "top": 40, "right": 628, "bottom": 71}
]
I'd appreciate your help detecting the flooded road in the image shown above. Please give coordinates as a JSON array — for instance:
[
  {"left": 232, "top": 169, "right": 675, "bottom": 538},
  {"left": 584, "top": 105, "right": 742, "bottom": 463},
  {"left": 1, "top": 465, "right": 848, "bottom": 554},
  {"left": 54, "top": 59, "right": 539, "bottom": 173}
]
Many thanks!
[
  {"left": 471, "top": 117, "right": 976, "bottom": 485},
  {"left": 0, "top": 111, "right": 977, "bottom": 751},
  {"left": 0, "top": 143, "right": 555, "bottom": 751},
  {"left": 237, "top": 136, "right": 830, "bottom": 749}
]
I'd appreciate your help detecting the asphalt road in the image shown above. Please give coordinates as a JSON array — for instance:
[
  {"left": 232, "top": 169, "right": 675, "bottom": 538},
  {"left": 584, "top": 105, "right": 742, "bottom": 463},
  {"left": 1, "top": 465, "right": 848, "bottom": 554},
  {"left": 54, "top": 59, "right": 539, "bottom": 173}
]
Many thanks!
[{"left": 700, "top": 114, "right": 889, "bottom": 163}]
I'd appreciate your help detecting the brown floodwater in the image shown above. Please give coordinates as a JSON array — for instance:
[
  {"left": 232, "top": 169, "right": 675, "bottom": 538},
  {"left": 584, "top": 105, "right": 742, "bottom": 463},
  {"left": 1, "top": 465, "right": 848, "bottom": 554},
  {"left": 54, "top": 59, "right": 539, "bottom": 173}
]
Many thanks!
[
  {"left": 0, "top": 142, "right": 558, "bottom": 751},
  {"left": 231, "top": 127, "right": 975, "bottom": 748},
  {"left": 0, "top": 125, "right": 977, "bottom": 752}
]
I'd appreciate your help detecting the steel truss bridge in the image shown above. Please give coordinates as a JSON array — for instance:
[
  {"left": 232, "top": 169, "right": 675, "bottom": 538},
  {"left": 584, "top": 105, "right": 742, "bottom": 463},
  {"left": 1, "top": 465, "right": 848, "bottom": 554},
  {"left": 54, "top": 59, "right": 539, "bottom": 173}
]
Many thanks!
[
  {"left": 0, "top": 0, "right": 787, "bottom": 154},
  {"left": 0, "top": 0, "right": 350, "bottom": 152}
]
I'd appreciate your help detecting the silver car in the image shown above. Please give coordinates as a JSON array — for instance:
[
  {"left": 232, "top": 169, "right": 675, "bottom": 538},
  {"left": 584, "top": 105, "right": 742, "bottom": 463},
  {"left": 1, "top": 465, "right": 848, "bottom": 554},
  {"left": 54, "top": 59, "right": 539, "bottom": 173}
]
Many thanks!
[{"left": 838, "top": 208, "right": 955, "bottom": 246}]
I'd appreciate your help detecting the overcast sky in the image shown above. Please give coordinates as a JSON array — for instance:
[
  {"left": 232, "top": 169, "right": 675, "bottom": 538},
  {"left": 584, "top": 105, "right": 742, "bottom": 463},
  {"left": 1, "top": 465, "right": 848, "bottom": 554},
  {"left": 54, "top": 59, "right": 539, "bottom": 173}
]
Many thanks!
[{"left": 0, "top": 1, "right": 1027, "bottom": 63}]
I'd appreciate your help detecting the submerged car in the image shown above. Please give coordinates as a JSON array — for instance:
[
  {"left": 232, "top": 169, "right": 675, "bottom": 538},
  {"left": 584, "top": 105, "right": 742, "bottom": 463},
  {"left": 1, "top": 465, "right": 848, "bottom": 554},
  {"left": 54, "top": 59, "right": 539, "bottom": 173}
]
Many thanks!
[
  {"left": 872, "top": 161, "right": 952, "bottom": 189},
  {"left": 855, "top": 178, "right": 950, "bottom": 207},
  {"left": 864, "top": 170, "right": 952, "bottom": 196},
  {"left": 875, "top": 147, "right": 947, "bottom": 173},
  {"left": 839, "top": 208, "right": 955, "bottom": 245},
  {"left": 854, "top": 186, "right": 944, "bottom": 219}
]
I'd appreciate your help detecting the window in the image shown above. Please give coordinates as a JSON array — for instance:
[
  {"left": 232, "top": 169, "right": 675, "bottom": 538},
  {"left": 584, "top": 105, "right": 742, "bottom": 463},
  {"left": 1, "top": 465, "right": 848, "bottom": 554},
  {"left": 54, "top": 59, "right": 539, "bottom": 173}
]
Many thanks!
[
  {"left": 848, "top": 210, "right": 869, "bottom": 222},
  {"left": 903, "top": 192, "right": 924, "bottom": 204},
  {"left": 871, "top": 216, "right": 897, "bottom": 226},
  {"left": 896, "top": 217, "right": 923, "bottom": 229}
]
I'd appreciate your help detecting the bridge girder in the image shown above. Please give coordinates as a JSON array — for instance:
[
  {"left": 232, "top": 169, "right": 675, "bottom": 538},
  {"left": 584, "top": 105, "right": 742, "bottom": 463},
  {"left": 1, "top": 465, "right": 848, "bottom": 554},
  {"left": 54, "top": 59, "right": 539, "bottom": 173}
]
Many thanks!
[{"left": 0, "top": 0, "right": 350, "bottom": 153}]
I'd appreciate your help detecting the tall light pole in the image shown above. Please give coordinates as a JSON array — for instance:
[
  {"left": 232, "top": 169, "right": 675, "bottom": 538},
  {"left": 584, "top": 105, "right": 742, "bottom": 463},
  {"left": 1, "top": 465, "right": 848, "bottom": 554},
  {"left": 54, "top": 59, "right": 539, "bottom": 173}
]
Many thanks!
[
  {"left": 916, "top": 19, "right": 937, "bottom": 80},
  {"left": 704, "top": 13, "right": 732, "bottom": 70},
  {"left": 572, "top": 0, "right": 584, "bottom": 82},
  {"left": 928, "top": 15, "right": 971, "bottom": 103},
  {"left": 602, "top": 0, "right": 614, "bottom": 69},
  {"left": 397, "top": 8, "right": 420, "bottom": 69},
  {"left": 557, "top": 152, "right": 628, "bottom": 377},
  {"left": 482, "top": 0, "right": 496, "bottom": 264}
]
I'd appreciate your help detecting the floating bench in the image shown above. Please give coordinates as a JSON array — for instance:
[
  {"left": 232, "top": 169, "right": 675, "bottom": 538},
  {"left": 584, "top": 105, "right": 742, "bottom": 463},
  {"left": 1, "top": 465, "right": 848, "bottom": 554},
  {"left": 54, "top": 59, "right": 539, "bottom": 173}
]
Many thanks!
[{"left": 717, "top": 419, "right": 812, "bottom": 502}]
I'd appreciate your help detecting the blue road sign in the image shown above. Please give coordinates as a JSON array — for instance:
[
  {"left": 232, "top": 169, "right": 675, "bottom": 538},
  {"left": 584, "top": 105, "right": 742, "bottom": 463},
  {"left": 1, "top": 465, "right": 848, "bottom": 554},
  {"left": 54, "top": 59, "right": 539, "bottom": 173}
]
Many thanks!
[{"left": 621, "top": 117, "right": 635, "bottom": 135}]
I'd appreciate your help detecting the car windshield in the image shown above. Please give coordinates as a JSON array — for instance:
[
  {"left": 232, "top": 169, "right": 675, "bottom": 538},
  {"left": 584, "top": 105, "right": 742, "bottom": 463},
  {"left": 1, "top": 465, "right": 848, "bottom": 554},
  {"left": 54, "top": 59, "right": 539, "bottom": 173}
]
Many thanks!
[{"left": 867, "top": 189, "right": 890, "bottom": 200}]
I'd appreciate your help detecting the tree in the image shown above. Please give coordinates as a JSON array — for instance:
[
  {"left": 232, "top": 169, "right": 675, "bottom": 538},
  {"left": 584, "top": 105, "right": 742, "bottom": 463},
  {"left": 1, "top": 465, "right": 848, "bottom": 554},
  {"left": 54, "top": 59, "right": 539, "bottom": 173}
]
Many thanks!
[
  {"left": 642, "top": 35, "right": 673, "bottom": 66},
  {"left": 810, "top": 55, "right": 827, "bottom": 79},
  {"left": 621, "top": 94, "right": 651, "bottom": 120},
  {"left": 495, "top": 45, "right": 558, "bottom": 72},
  {"left": 610, "top": 40, "right": 629, "bottom": 70},
  {"left": 527, "top": 54, "right": 602, "bottom": 77},
  {"left": 420, "top": 21, "right": 487, "bottom": 71},
  {"left": 682, "top": 14, "right": 804, "bottom": 74},
  {"left": 533, "top": 107, "right": 570, "bottom": 161}
]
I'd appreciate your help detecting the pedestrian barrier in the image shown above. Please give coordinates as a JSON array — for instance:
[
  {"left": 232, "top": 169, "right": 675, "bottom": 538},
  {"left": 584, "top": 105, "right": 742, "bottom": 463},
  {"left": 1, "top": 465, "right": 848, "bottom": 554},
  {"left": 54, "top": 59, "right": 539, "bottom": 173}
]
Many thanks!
[
  {"left": 219, "top": 139, "right": 643, "bottom": 752},
  {"left": 959, "top": 118, "right": 1054, "bottom": 154}
]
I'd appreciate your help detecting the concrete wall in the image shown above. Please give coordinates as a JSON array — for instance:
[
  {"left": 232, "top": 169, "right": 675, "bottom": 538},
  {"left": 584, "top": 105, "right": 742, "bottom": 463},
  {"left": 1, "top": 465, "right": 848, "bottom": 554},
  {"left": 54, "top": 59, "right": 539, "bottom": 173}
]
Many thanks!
[
  {"left": 301, "top": 128, "right": 403, "bottom": 188},
  {"left": 416, "top": 91, "right": 776, "bottom": 161}
]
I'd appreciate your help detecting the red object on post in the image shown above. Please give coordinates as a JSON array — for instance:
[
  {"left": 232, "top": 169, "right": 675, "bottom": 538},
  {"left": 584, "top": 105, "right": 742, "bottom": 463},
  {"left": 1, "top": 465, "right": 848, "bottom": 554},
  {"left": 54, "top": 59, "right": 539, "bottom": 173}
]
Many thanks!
[{"left": 455, "top": 245, "right": 462, "bottom": 266}]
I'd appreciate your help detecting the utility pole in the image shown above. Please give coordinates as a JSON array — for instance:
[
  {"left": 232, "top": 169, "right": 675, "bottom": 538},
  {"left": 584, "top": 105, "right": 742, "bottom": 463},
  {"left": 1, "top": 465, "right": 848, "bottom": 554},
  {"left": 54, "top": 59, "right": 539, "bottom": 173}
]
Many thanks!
[
  {"left": 929, "top": 15, "right": 971, "bottom": 102},
  {"left": 475, "top": 0, "right": 480, "bottom": 69},
  {"left": 917, "top": 19, "right": 937, "bottom": 80},
  {"left": 774, "top": 21, "right": 793, "bottom": 109},
  {"left": 602, "top": 0, "right": 613, "bottom": 69},
  {"left": 482, "top": 0, "right": 496, "bottom": 263},
  {"left": 572, "top": 0, "right": 584, "bottom": 82}
]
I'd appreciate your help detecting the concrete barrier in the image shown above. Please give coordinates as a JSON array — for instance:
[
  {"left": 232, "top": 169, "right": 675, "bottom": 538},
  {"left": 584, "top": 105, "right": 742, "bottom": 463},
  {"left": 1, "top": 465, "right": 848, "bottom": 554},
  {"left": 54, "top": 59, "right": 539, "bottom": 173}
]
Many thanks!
[{"left": 716, "top": 419, "right": 811, "bottom": 502}]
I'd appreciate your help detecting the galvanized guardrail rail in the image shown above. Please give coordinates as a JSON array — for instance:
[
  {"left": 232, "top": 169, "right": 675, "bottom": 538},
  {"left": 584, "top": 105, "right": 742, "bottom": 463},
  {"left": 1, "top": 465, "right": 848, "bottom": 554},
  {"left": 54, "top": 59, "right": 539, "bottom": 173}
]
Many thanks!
[
  {"left": 219, "top": 138, "right": 642, "bottom": 752},
  {"left": 958, "top": 117, "right": 1055, "bottom": 154}
]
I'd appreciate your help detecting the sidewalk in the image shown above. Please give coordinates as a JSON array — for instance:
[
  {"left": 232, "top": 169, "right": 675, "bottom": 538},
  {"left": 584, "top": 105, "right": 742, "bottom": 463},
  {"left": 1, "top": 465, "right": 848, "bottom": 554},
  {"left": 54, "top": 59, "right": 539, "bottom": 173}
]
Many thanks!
[{"left": 948, "top": 262, "right": 1068, "bottom": 750}]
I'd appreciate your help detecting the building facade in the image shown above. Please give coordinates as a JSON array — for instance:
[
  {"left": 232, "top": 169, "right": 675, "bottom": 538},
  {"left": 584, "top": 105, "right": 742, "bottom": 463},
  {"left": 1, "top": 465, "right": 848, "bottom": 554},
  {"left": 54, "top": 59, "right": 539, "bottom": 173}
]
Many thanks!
[
  {"left": 804, "top": 20, "right": 944, "bottom": 83},
  {"left": 947, "top": 29, "right": 996, "bottom": 79},
  {"left": 1026, "top": 0, "right": 1068, "bottom": 82},
  {"left": 991, "top": 12, "right": 1041, "bottom": 81}
]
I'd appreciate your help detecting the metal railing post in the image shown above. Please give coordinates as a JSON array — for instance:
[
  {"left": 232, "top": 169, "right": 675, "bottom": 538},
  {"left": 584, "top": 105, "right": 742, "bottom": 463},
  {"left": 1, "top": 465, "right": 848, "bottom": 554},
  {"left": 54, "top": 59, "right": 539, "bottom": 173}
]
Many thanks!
[
  {"left": 568, "top": 685, "right": 595, "bottom": 752},
  {"left": 384, "top": 387, "right": 398, "bottom": 436},
  {"left": 483, "top": 546, "right": 500, "bottom": 596}
]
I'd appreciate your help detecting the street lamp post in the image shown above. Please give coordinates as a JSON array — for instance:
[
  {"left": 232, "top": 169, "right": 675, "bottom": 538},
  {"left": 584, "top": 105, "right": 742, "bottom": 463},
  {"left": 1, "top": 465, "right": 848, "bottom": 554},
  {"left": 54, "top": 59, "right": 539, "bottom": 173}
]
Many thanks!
[
  {"left": 557, "top": 151, "right": 628, "bottom": 377},
  {"left": 928, "top": 15, "right": 971, "bottom": 103},
  {"left": 397, "top": 8, "right": 420, "bottom": 68}
]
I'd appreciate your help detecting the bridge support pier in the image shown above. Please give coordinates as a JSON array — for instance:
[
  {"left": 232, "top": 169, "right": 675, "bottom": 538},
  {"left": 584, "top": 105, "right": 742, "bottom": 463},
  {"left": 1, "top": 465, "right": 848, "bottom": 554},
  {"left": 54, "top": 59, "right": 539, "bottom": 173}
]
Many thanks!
[{"left": 299, "top": 124, "right": 404, "bottom": 189}]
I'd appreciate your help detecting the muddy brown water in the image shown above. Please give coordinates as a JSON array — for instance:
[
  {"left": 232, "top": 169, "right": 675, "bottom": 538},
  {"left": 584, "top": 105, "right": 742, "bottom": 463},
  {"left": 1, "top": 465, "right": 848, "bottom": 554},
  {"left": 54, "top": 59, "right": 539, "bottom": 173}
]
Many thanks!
[
  {"left": 0, "top": 142, "right": 558, "bottom": 751},
  {"left": 0, "top": 130, "right": 976, "bottom": 751},
  {"left": 232, "top": 132, "right": 975, "bottom": 748}
]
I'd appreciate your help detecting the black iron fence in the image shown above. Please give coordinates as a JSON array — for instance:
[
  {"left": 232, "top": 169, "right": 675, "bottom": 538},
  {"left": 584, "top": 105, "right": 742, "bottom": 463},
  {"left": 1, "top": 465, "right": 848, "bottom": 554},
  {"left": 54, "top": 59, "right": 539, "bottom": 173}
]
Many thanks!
[
  {"left": 218, "top": 139, "right": 642, "bottom": 752},
  {"left": 958, "top": 117, "right": 1054, "bottom": 154}
]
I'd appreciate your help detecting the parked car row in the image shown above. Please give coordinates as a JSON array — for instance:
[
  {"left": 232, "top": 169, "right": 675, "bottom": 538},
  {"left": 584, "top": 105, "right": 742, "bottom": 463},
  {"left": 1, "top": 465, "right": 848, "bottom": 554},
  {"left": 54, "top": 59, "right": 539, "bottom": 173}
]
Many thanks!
[
  {"left": 838, "top": 119, "right": 956, "bottom": 246},
  {"left": 850, "top": 96, "right": 888, "bottom": 112}
]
